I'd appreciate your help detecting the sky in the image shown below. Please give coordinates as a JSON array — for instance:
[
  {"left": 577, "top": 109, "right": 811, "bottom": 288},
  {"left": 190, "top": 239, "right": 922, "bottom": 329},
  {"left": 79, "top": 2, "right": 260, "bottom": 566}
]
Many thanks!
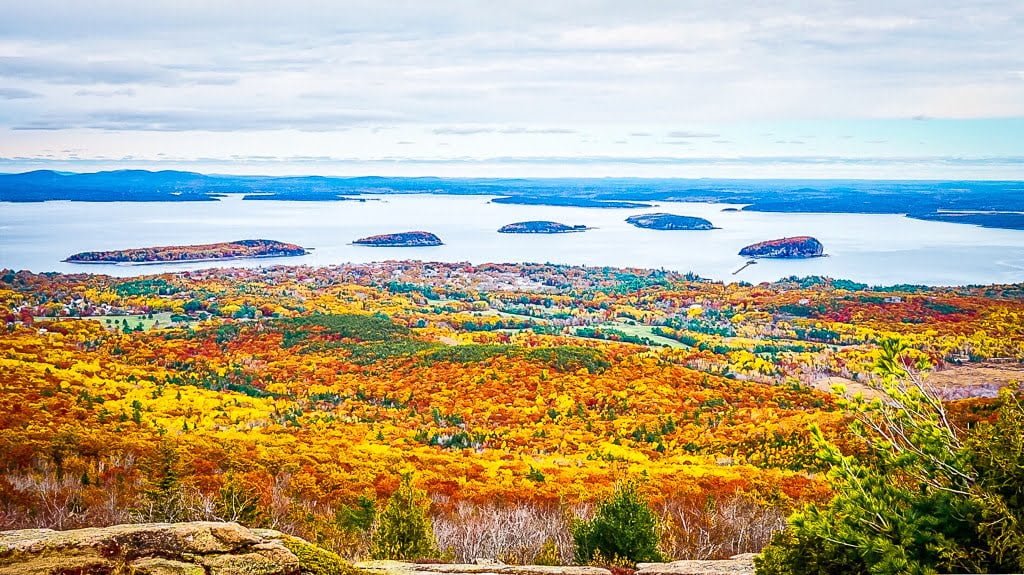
[{"left": 0, "top": 1, "right": 1022, "bottom": 179}]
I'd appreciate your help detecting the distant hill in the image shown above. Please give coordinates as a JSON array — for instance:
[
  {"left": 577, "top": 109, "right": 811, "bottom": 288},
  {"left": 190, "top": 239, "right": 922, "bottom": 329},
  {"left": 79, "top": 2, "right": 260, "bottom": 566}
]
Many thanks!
[
  {"left": 2, "top": 170, "right": 1023, "bottom": 230},
  {"left": 491, "top": 196, "right": 653, "bottom": 208}
]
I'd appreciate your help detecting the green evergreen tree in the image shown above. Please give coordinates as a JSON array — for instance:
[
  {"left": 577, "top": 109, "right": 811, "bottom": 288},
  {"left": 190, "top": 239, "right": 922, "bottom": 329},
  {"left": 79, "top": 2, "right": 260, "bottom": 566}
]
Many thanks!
[
  {"left": 141, "top": 442, "right": 187, "bottom": 522},
  {"left": 131, "top": 399, "right": 143, "bottom": 425},
  {"left": 337, "top": 495, "right": 376, "bottom": 533},
  {"left": 965, "top": 385, "right": 1024, "bottom": 570},
  {"left": 572, "top": 480, "right": 662, "bottom": 565},
  {"left": 756, "top": 338, "right": 1003, "bottom": 575},
  {"left": 370, "top": 475, "right": 438, "bottom": 560}
]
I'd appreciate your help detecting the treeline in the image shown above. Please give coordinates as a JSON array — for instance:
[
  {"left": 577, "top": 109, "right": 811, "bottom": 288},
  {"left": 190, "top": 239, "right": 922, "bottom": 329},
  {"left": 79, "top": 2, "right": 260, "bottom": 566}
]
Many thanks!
[{"left": 0, "top": 453, "right": 782, "bottom": 566}]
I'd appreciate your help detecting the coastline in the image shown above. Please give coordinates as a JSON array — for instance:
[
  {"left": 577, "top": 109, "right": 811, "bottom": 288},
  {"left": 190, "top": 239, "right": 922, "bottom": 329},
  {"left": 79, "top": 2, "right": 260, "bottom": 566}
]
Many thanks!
[
  {"left": 497, "top": 227, "right": 595, "bottom": 234},
  {"left": 63, "top": 251, "right": 312, "bottom": 266}
]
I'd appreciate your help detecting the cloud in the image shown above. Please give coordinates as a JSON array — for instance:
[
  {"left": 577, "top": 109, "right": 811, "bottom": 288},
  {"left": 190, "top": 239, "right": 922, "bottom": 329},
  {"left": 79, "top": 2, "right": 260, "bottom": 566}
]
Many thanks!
[
  {"left": 499, "top": 127, "right": 576, "bottom": 134},
  {"left": 0, "top": 1, "right": 1021, "bottom": 176},
  {"left": 666, "top": 131, "right": 720, "bottom": 138},
  {"left": 74, "top": 88, "right": 137, "bottom": 97},
  {"left": 0, "top": 56, "right": 237, "bottom": 86},
  {"left": 431, "top": 126, "right": 577, "bottom": 135},
  {"left": 13, "top": 108, "right": 405, "bottom": 131},
  {"left": 0, "top": 56, "right": 172, "bottom": 84},
  {"left": 432, "top": 126, "right": 495, "bottom": 135},
  {"left": 0, "top": 87, "right": 42, "bottom": 99}
]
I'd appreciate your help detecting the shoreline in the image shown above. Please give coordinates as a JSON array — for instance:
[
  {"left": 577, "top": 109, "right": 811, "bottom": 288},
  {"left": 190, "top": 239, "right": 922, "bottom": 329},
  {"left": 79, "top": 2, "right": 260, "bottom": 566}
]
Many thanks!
[
  {"left": 29, "top": 257, "right": 1009, "bottom": 290},
  {"left": 63, "top": 251, "right": 312, "bottom": 266},
  {"left": 497, "top": 226, "right": 596, "bottom": 234}
]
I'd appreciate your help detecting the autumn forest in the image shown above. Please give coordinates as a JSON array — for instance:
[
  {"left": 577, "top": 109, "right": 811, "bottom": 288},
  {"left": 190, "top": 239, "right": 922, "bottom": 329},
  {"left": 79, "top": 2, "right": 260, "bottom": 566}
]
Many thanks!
[{"left": 1, "top": 261, "right": 1023, "bottom": 568}]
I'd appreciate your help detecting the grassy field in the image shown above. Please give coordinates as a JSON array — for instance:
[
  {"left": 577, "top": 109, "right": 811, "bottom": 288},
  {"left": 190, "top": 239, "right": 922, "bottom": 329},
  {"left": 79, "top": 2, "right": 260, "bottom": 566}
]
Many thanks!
[
  {"left": 575, "top": 322, "right": 689, "bottom": 349},
  {"left": 36, "top": 312, "right": 193, "bottom": 332}
]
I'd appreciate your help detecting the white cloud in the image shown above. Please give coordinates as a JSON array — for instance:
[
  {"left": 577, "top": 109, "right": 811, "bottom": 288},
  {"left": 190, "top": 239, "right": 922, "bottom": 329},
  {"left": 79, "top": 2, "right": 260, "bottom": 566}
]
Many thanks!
[{"left": 0, "top": 1, "right": 1020, "bottom": 176}]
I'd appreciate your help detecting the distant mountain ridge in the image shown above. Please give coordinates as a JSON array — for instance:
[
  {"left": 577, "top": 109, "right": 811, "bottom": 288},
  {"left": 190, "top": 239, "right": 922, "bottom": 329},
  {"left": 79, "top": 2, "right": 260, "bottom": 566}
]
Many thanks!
[{"left": 2, "top": 170, "right": 1023, "bottom": 230}]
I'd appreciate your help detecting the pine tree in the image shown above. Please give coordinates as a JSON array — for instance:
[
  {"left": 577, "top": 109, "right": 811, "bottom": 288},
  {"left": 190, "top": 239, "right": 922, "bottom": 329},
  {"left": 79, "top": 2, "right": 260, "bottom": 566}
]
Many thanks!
[
  {"left": 756, "top": 338, "right": 993, "bottom": 575},
  {"left": 370, "top": 475, "right": 439, "bottom": 560},
  {"left": 141, "top": 443, "right": 186, "bottom": 522},
  {"left": 572, "top": 480, "right": 662, "bottom": 565}
]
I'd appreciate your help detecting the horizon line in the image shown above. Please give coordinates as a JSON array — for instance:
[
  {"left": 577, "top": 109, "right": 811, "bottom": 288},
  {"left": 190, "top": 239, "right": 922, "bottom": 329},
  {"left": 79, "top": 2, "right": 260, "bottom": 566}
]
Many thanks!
[{"left": 2, "top": 167, "right": 1024, "bottom": 183}]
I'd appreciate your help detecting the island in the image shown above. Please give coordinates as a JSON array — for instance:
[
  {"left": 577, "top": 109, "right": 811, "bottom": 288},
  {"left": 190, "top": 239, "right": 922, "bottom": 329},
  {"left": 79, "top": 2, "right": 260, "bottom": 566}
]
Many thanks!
[
  {"left": 625, "top": 213, "right": 715, "bottom": 230},
  {"left": 739, "top": 236, "right": 824, "bottom": 258},
  {"left": 498, "top": 221, "right": 590, "bottom": 234},
  {"left": 64, "top": 239, "right": 310, "bottom": 265},
  {"left": 352, "top": 231, "right": 444, "bottom": 247}
]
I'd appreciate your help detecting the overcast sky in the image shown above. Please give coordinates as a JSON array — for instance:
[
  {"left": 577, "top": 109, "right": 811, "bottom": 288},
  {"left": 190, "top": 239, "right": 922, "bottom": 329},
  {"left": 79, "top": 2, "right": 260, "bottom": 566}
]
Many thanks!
[{"left": 0, "top": 0, "right": 1022, "bottom": 178}]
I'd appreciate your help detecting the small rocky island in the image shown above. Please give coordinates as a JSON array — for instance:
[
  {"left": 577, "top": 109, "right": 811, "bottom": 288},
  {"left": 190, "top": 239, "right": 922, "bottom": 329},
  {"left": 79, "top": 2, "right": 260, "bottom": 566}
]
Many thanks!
[
  {"left": 739, "top": 236, "right": 824, "bottom": 258},
  {"left": 626, "top": 213, "right": 715, "bottom": 230},
  {"left": 64, "top": 239, "right": 309, "bottom": 264},
  {"left": 498, "top": 221, "right": 589, "bottom": 234},
  {"left": 352, "top": 231, "right": 444, "bottom": 247}
]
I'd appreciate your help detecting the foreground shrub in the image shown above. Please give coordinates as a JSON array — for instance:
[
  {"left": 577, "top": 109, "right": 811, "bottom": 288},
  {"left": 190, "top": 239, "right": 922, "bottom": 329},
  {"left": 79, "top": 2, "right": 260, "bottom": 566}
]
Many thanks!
[
  {"left": 756, "top": 340, "right": 1023, "bottom": 575},
  {"left": 371, "top": 475, "right": 439, "bottom": 560},
  {"left": 966, "top": 386, "right": 1024, "bottom": 569},
  {"left": 573, "top": 481, "right": 662, "bottom": 565}
]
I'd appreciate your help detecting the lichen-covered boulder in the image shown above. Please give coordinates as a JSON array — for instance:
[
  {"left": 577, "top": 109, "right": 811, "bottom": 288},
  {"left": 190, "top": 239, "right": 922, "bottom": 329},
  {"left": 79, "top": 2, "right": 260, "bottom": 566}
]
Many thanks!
[
  {"left": 635, "top": 554, "right": 756, "bottom": 575},
  {"left": 0, "top": 522, "right": 306, "bottom": 575},
  {"left": 130, "top": 557, "right": 207, "bottom": 575},
  {"left": 254, "top": 529, "right": 363, "bottom": 575}
]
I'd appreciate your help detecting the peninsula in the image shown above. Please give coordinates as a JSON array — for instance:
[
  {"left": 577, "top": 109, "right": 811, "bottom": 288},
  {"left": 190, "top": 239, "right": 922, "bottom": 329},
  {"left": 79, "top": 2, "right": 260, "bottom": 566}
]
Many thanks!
[
  {"left": 491, "top": 196, "right": 653, "bottom": 209},
  {"left": 64, "top": 239, "right": 309, "bottom": 264},
  {"left": 498, "top": 221, "right": 590, "bottom": 234},
  {"left": 352, "top": 231, "right": 444, "bottom": 247}
]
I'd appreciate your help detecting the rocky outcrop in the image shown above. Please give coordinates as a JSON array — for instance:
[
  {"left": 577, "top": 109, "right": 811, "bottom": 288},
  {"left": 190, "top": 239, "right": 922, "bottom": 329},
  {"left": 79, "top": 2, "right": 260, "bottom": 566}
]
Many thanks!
[
  {"left": 636, "top": 554, "right": 755, "bottom": 575},
  {"left": 738, "top": 236, "right": 824, "bottom": 259},
  {"left": 352, "top": 231, "right": 444, "bottom": 247},
  {"left": 0, "top": 523, "right": 755, "bottom": 575},
  {"left": 0, "top": 522, "right": 352, "bottom": 575},
  {"left": 357, "top": 560, "right": 611, "bottom": 575},
  {"left": 625, "top": 213, "right": 715, "bottom": 231}
]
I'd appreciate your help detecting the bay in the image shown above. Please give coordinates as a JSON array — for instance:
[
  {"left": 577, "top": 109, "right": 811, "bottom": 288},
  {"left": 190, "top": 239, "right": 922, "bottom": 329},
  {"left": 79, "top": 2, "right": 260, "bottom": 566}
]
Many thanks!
[{"left": 2, "top": 194, "right": 1023, "bottom": 286}]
